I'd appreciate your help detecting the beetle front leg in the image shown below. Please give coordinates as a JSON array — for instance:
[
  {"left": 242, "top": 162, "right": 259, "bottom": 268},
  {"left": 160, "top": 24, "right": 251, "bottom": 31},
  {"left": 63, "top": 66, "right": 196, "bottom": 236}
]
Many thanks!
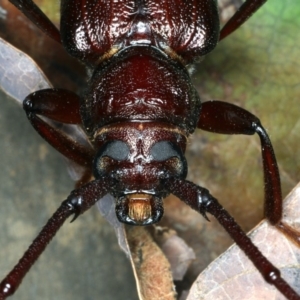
[
  {"left": 198, "top": 100, "right": 300, "bottom": 245},
  {"left": 23, "top": 88, "right": 82, "bottom": 124},
  {"left": 167, "top": 178, "right": 300, "bottom": 300},
  {"left": 0, "top": 178, "right": 111, "bottom": 300},
  {"left": 23, "top": 88, "right": 95, "bottom": 186},
  {"left": 23, "top": 88, "right": 94, "bottom": 168}
]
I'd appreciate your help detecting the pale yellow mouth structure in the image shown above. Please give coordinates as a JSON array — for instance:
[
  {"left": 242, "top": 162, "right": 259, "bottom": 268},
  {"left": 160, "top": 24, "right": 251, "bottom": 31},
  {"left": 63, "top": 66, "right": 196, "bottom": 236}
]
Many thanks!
[{"left": 127, "top": 193, "right": 153, "bottom": 223}]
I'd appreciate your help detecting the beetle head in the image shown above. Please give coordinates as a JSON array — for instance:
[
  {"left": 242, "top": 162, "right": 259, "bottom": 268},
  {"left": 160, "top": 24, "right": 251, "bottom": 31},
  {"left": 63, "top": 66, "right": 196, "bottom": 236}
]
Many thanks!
[{"left": 93, "top": 122, "right": 187, "bottom": 225}]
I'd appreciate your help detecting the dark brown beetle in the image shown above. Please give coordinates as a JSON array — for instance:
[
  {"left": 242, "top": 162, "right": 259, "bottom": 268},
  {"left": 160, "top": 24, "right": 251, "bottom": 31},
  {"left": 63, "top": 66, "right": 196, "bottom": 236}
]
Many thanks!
[{"left": 0, "top": 0, "right": 300, "bottom": 299}]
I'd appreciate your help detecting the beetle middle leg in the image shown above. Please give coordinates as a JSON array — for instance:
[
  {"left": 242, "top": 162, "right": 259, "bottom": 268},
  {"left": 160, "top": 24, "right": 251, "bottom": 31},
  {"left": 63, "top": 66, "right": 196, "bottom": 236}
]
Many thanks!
[
  {"left": 219, "top": 0, "right": 268, "bottom": 40},
  {"left": 198, "top": 100, "right": 300, "bottom": 245},
  {"left": 9, "top": 0, "right": 61, "bottom": 43}
]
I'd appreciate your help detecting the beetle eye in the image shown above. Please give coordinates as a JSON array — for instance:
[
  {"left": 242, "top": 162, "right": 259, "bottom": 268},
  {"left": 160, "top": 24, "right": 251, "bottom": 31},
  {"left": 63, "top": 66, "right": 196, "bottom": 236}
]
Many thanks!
[
  {"left": 93, "top": 141, "right": 130, "bottom": 178},
  {"left": 150, "top": 141, "right": 181, "bottom": 161},
  {"left": 99, "top": 140, "right": 130, "bottom": 160},
  {"left": 149, "top": 141, "right": 188, "bottom": 178}
]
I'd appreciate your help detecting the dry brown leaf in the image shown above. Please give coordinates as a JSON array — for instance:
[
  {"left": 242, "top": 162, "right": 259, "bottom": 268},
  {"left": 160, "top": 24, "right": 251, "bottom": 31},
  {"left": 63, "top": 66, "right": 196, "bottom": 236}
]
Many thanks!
[
  {"left": 186, "top": 182, "right": 300, "bottom": 300},
  {"left": 97, "top": 195, "right": 197, "bottom": 300},
  {"left": 126, "top": 226, "right": 177, "bottom": 300},
  {"left": 153, "top": 227, "right": 196, "bottom": 281}
]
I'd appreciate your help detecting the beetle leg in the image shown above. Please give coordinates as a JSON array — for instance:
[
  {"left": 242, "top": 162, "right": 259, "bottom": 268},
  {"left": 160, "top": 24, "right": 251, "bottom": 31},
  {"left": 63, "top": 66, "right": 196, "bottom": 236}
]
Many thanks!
[
  {"left": 167, "top": 178, "right": 300, "bottom": 300},
  {"left": 197, "top": 100, "right": 300, "bottom": 246},
  {"left": 8, "top": 0, "right": 61, "bottom": 44},
  {"left": 23, "top": 89, "right": 82, "bottom": 124},
  {"left": 219, "top": 0, "right": 267, "bottom": 41},
  {"left": 0, "top": 178, "right": 111, "bottom": 300},
  {"left": 197, "top": 100, "right": 280, "bottom": 223},
  {"left": 23, "top": 89, "right": 94, "bottom": 168}
]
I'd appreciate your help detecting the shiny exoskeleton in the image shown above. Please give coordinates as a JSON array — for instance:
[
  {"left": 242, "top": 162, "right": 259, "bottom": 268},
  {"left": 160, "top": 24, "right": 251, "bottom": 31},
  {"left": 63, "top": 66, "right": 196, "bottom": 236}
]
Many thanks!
[{"left": 1, "top": 0, "right": 300, "bottom": 299}]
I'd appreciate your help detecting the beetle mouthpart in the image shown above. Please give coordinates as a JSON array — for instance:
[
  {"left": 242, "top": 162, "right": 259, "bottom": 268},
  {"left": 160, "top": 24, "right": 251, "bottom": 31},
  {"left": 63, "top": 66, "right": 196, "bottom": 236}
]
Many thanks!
[
  {"left": 116, "top": 193, "right": 163, "bottom": 225},
  {"left": 128, "top": 194, "right": 152, "bottom": 223}
]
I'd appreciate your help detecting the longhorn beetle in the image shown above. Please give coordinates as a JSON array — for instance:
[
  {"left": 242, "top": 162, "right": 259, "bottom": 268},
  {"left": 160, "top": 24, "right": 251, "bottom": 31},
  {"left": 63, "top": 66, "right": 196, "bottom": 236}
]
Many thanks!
[{"left": 0, "top": 0, "right": 300, "bottom": 299}]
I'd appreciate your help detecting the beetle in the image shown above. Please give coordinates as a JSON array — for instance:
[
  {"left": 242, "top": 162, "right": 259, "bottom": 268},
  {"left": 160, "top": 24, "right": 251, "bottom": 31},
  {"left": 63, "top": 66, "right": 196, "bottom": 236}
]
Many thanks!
[{"left": 0, "top": 0, "right": 300, "bottom": 299}]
